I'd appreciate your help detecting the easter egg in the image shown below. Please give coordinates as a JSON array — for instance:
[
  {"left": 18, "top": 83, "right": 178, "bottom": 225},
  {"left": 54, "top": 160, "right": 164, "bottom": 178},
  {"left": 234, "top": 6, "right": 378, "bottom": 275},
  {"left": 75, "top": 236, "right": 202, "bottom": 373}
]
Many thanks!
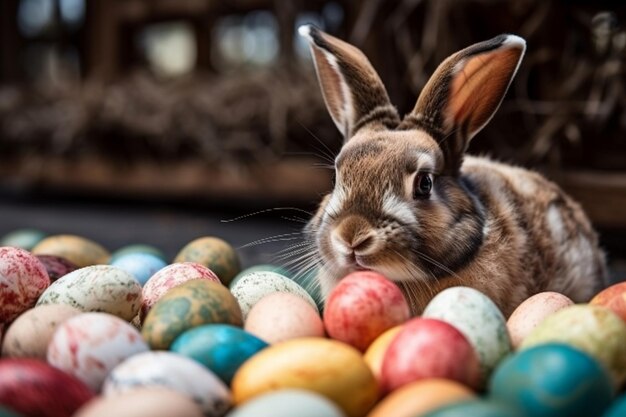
[
  {"left": 507, "top": 292, "right": 574, "bottom": 349},
  {"left": 171, "top": 324, "right": 268, "bottom": 385},
  {"left": 0, "top": 229, "right": 47, "bottom": 250},
  {"left": 0, "top": 358, "right": 94, "bottom": 417},
  {"left": 74, "top": 387, "right": 204, "bottom": 417},
  {"left": 2, "top": 304, "right": 81, "bottom": 359},
  {"left": 290, "top": 268, "right": 325, "bottom": 311},
  {"left": 489, "top": 343, "right": 613, "bottom": 417},
  {"left": 32, "top": 235, "right": 110, "bottom": 267},
  {"left": 324, "top": 271, "right": 410, "bottom": 351},
  {"left": 103, "top": 351, "right": 231, "bottom": 416},
  {"left": 422, "top": 286, "right": 511, "bottom": 380},
  {"left": 244, "top": 292, "right": 325, "bottom": 344},
  {"left": 0, "top": 406, "right": 22, "bottom": 417},
  {"left": 142, "top": 279, "right": 243, "bottom": 350},
  {"left": 109, "top": 244, "right": 166, "bottom": 263},
  {"left": 226, "top": 389, "right": 346, "bottom": 417},
  {"left": 0, "top": 246, "right": 50, "bottom": 323},
  {"left": 141, "top": 262, "right": 220, "bottom": 320},
  {"left": 35, "top": 255, "right": 78, "bottom": 282},
  {"left": 422, "top": 399, "right": 524, "bottom": 417},
  {"left": 603, "top": 393, "right": 626, "bottom": 417},
  {"left": 231, "top": 264, "right": 292, "bottom": 288},
  {"left": 174, "top": 237, "right": 241, "bottom": 285},
  {"left": 521, "top": 304, "right": 626, "bottom": 386},
  {"left": 381, "top": 318, "right": 481, "bottom": 392},
  {"left": 47, "top": 312, "right": 149, "bottom": 391},
  {"left": 110, "top": 252, "right": 167, "bottom": 286},
  {"left": 363, "top": 325, "right": 402, "bottom": 381},
  {"left": 591, "top": 282, "right": 626, "bottom": 323},
  {"left": 367, "top": 379, "right": 475, "bottom": 417},
  {"left": 231, "top": 337, "right": 378, "bottom": 417},
  {"left": 231, "top": 271, "right": 317, "bottom": 319},
  {"left": 37, "top": 265, "right": 142, "bottom": 321}
]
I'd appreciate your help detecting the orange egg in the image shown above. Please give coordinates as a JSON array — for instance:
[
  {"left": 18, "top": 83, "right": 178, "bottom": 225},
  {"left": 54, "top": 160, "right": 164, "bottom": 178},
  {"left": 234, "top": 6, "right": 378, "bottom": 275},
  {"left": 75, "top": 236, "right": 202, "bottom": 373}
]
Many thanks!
[
  {"left": 591, "top": 282, "right": 626, "bottom": 323},
  {"left": 364, "top": 325, "right": 402, "bottom": 381}
]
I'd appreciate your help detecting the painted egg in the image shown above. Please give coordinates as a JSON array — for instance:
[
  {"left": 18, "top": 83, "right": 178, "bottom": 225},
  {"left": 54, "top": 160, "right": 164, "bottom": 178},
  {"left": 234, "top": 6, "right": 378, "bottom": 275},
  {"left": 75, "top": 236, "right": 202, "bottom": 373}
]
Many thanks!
[
  {"left": 103, "top": 351, "right": 231, "bottom": 416},
  {"left": 109, "top": 244, "right": 166, "bottom": 263},
  {"left": 422, "top": 286, "right": 511, "bottom": 380},
  {"left": 603, "top": 393, "right": 626, "bottom": 417},
  {"left": 489, "top": 343, "right": 613, "bottom": 417},
  {"left": 35, "top": 255, "right": 78, "bottom": 282},
  {"left": 37, "top": 265, "right": 142, "bottom": 321},
  {"left": 141, "top": 262, "right": 220, "bottom": 320},
  {"left": 174, "top": 237, "right": 241, "bottom": 286},
  {"left": 0, "top": 405, "right": 22, "bottom": 417},
  {"left": 368, "top": 379, "right": 475, "bottom": 417},
  {"left": 422, "top": 400, "right": 524, "bottom": 417},
  {"left": 290, "top": 268, "right": 324, "bottom": 311},
  {"left": 231, "top": 271, "right": 317, "bottom": 319},
  {"left": 32, "top": 235, "right": 110, "bottom": 267},
  {"left": 2, "top": 304, "right": 82, "bottom": 359},
  {"left": 231, "top": 337, "right": 378, "bottom": 417},
  {"left": 231, "top": 264, "right": 292, "bottom": 288},
  {"left": 142, "top": 279, "right": 243, "bottom": 350},
  {"left": 0, "top": 229, "right": 47, "bottom": 251},
  {"left": 74, "top": 387, "right": 204, "bottom": 417},
  {"left": 364, "top": 325, "right": 403, "bottom": 382},
  {"left": 244, "top": 292, "right": 324, "bottom": 344},
  {"left": 226, "top": 389, "right": 346, "bottom": 417},
  {"left": 0, "top": 246, "right": 50, "bottom": 323},
  {"left": 0, "top": 358, "right": 94, "bottom": 417},
  {"left": 47, "top": 312, "right": 149, "bottom": 391},
  {"left": 521, "top": 304, "right": 626, "bottom": 386},
  {"left": 324, "top": 271, "right": 410, "bottom": 351},
  {"left": 110, "top": 253, "right": 167, "bottom": 286},
  {"left": 381, "top": 318, "right": 481, "bottom": 392},
  {"left": 507, "top": 292, "right": 574, "bottom": 349},
  {"left": 590, "top": 282, "right": 626, "bottom": 323},
  {"left": 171, "top": 324, "right": 268, "bottom": 385}
]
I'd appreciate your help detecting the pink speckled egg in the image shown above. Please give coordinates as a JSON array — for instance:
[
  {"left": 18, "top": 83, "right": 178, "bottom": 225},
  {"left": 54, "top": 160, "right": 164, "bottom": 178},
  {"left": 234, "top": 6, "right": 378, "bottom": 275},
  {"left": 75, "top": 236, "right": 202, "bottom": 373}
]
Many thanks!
[
  {"left": 141, "top": 262, "right": 220, "bottom": 321},
  {"left": 47, "top": 312, "right": 149, "bottom": 391},
  {"left": 507, "top": 291, "right": 574, "bottom": 349},
  {"left": 245, "top": 292, "right": 324, "bottom": 344},
  {"left": 35, "top": 255, "right": 78, "bottom": 282},
  {"left": 0, "top": 246, "right": 51, "bottom": 323}
]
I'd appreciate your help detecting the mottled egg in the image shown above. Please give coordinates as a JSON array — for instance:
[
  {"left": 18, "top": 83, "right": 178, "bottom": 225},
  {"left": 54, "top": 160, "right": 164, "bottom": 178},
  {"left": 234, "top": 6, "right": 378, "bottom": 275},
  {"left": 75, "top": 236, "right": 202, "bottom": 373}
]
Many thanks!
[
  {"left": 422, "top": 286, "right": 511, "bottom": 380},
  {"left": 381, "top": 318, "right": 481, "bottom": 392},
  {"left": 244, "top": 292, "right": 325, "bottom": 344},
  {"left": 603, "top": 394, "right": 626, "bottom": 417},
  {"left": 110, "top": 252, "right": 167, "bottom": 286},
  {"left": 35, "top": 255, "right": 78, "bottom": 282},
  {"left": 507, "top": 292, "right": 574, "bottom": 349},
  {"left": 368, "top": 379, "right": 475, "bottom": 417},
  {"left": 171, "top": 324, "right": 268, "bottom": 385},
  {"left": 47, "top": 312, "right": 149, "bottom": 391},
  {"left": 324, "top": 271, "right": 410, "bottom": 351},
  {"left": 521, "top": 304, "right": 626, "bottom": 386},
  {"left": 226, "top": 389, "right": 346, "bottom": 417},
  {"left": 32, "top": 235, "right": 110, "bottom": 267},
  {"left": 230, "top": 264, "right": 292, "bottom": 288},
  {"left": 0, "top": 229, "right": 47, "bottom": 251},
  {"left": 103, "top": 351, "right": 231, "bottom": 417},
  {"left": 141, "top": 262, "right": 220, "bottom": 320},
  {"left": 489, "top": 343, "right": 613, "bottom": 417},
  {"left": 0, "top": 246, "right": 50, "bottom": 323},
  {"left": 231, "top": 271, "right": 318, "bottom": 319},
  {"left": 364, "top": 325, "right": 403, "bottom": 382},
  {"left": 142, "top": 279, "right": 243, "bottom": 350},
  {"left": 2, "top": 304, "right": 81, "bottom": 359},
  {"left": 422, "top": 400, "right": 524, "bottom": 417},
  {"left": 109, "top": 244, "right": 166, "bottom": 263},
  {"left": 37, "top": 265, "right": 142, "bottom": 321},
  {"left": 174, "top": 237, "right": 241, "bottom": 286},
  {"left": 591, "top": 282, "right": 626, "bottom": 323},
  {"left": 0, "top": 358, "right": 94, "bottom": 417},
  {"left": 232, "top": 337, "right": 378, "bottom": 417}
]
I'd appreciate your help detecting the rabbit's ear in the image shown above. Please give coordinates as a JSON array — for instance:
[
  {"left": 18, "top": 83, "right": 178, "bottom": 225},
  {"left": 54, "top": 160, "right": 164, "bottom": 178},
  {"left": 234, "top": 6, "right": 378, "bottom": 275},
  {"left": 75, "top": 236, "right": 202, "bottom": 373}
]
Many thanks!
[
  {"left": 299, "top": 25, "right": 399, "bottom": 139},
  {"left": 405, "top": 34, "right": 525, "bottom": 173}
]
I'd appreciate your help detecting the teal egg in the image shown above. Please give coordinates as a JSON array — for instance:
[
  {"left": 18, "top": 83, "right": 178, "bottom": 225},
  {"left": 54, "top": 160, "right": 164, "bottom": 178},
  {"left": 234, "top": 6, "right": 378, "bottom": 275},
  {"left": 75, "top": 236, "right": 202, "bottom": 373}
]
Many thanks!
[
  {"left": 109, "top": 244, "right": 166, "bottom": 263},
  {"left": 110, "top": 253, "right": 168, "bottom": 286},
  {"left": 0, "top": 405, "right": 22, "bottom": 417},
  {"left": 603, "top": 394, "right": 626, "bottom": 417},
  {"left": 290, "top": 268, "right": 323, "bottom": 312},
  {"left": 423, "top": 400, "right": 524, "bottom": 417},
  {"left": 0, "top": 229, "right": 47, "bottom": 251},
  {"left": 489, "top": 343, "right": 614, "bottom": 417},
  {"left": 171, "top": 324, "right": 268, "bottom": 385}
]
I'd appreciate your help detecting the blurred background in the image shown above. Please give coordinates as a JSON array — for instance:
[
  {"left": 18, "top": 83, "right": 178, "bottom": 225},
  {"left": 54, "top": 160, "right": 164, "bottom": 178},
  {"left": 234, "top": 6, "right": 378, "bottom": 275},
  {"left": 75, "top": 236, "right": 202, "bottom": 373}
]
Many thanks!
[{"left": 0, "top": 0, "right": 625, "bottom": 276}]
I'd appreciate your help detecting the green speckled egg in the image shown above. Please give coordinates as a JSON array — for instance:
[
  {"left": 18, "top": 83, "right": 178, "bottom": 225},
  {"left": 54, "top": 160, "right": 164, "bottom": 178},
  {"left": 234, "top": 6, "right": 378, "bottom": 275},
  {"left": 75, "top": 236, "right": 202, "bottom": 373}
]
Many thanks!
[
  {"left": 521, "top": 304, "right": 626, "bottom": 387},
  {"left": 142, "top": 279, "right": 243, "bottom": 350},
  {"left": 32, "top": 235, "right": 110, "bottom": 267},
  {"left": 0, "top": 229, "right": 47, "bottom": 251},
  {"left": 109, "top": 244, "right": 167, "bottom": 263},
  {"left": 230, "top": 264, "right": 292, "bottom": 289},
  {"left": 174, "top": 237, "right": 241, "bottom": 286}
]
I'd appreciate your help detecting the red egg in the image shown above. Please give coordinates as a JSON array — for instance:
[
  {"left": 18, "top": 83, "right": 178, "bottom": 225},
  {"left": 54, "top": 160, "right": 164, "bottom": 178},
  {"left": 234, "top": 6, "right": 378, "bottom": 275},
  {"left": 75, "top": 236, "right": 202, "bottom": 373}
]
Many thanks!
[
  {"left": 591, "top": 282, "right": 626, "bottom": 323},
  {"left": 0, "top": 358, "right": 94, "bottom": 417},
  {"left": 381, "top": 318, "right": 481, "bottom": 393},
  {"left": 35, "top": 255, "right": 78, "bottom": 282},
  {"left": 323, "top": 271, "right": 410, "bottom": 351}
]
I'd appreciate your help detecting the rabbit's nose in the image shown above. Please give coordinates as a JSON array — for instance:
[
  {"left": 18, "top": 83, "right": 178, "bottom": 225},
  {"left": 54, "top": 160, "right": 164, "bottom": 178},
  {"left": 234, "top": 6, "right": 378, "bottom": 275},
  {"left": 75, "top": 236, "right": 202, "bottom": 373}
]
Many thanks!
[{"left": 330, "top": 218, "right": 378, "bottom": 257}]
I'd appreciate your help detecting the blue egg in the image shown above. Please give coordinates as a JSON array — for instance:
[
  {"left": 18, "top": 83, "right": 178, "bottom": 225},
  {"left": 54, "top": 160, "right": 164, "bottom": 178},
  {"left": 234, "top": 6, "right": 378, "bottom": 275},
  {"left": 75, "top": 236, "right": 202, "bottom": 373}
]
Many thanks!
[
  {"left": 423, "top": 400, "right": 524, "bottom": 417},
  {"left": 171, "top": 324, "right": 268, "bottom": 385},
  {"left": 603, "top": 394, "right": 626, "bottom": 417},
  {"left": 110, "top": 252, "right": 167, "bottom": 286},
  {"left": 0, "top": 229, "right": 47, "bottom": 251},
  {"left": 489, "top": 343, "right": 614, "bottom": 417},
  {"left": 109, "top": 244, "right": 167, "bottom": 263}
]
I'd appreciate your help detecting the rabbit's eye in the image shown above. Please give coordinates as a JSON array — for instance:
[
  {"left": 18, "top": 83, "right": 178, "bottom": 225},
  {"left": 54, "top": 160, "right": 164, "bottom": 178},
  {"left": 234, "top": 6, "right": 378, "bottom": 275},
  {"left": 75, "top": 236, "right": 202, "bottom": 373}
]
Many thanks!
[{"left": 413, "top": 173, "right": 433, "bottom": 199}]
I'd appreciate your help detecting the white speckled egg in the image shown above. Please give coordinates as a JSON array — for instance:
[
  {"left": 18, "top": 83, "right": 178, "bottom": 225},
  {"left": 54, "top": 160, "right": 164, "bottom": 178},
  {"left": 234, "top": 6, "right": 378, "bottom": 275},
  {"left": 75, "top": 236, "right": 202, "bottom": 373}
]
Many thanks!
[
  {"left": 422, "top": 286, "right": 511, "bottom": 381},
  {"left": 47, "top": 312, "right": 149, "bottom": 391},
  {"left": 103, "top": 351, "right": 231, "bottom": 417},
  {"left": 231, "top": 271, "right": 318, "bottom": 319},
  {"left": 226, "top": 389, "right": 345, "bottom": 417},
  {"left": 37, "top": 265, "right": 142, "bottom": 321}
]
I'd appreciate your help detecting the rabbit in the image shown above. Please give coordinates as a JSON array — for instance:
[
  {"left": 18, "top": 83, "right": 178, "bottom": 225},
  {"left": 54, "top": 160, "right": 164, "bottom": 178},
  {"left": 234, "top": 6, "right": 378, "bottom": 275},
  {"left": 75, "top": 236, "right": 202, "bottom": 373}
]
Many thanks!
[{"left": 298, "top": 25, "right": 607, "bottom": 317}]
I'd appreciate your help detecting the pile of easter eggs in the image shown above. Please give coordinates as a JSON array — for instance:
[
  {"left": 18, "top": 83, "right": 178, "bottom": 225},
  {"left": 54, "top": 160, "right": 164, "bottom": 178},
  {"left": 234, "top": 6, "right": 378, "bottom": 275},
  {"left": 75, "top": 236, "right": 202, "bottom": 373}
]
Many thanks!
[{"left": 2, "top": 228, "right": 626, "bottom": 417}]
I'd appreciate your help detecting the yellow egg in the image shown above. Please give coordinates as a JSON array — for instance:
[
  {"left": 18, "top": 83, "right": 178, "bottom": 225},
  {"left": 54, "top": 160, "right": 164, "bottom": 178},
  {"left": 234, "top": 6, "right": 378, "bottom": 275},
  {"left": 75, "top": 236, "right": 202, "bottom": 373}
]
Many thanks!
[
  {"left": 174, "top": 237, "right": 241, "bottom": 286},
  {"left": 32, "top": 235, "right": 110, "bottom": 267},
  {"left": 364, "top": 325, "right": 403, "bottom": 382},
  {"left": 232, "top": 337, "right": 379, "bottom": 417}
]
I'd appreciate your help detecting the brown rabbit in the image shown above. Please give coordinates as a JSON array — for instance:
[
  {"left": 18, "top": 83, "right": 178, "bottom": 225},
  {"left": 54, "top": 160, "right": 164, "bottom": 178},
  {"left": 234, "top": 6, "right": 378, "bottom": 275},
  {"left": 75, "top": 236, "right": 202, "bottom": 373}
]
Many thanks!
[{"left": 299, "top": 25, "right": 607, "bottom": 317}]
